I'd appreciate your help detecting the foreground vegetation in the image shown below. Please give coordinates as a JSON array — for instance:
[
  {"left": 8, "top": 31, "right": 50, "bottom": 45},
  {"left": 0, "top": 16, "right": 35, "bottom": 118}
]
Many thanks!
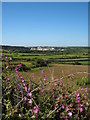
[
  {"left": 1, "top": 46, "right": 90, "bottom": 119},
  {"left": 2, "top": 52, "right": 90, "bottom": 119}
]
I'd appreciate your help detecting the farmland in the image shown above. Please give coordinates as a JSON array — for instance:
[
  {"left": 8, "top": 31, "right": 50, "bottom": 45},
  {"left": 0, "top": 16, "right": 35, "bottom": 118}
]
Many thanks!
[{"left": 1, "top": 46, "right": 90, "bottom": 119}]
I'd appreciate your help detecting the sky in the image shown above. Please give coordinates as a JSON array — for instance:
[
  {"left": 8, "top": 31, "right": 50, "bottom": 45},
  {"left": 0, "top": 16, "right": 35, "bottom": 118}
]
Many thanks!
[{"left": 2, "top": 2, "right": 88, "bottom": 47}]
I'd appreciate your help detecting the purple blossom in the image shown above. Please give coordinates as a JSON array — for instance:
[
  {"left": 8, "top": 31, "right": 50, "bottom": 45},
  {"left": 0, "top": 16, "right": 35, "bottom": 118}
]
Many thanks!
[
  {"left": 19, "top": 113, "right": 21, "bottom": 117},
  {"left": 6, "top": 65, "right": 9, "bottom": 69},
  {"left": 85, "top": 88, "right": 87, "bottom": 93},
  {"left": 81, "top": 88, "right": 83, "bottom": 92},
  {"left": 33, "top": 106, "right": 39, "bottom": 115},
  {"left": 66, "top": 106, "right": 69, "bottom": 111},
  {"left": 7, "top": 77, "right": 9, "bottom": 81},
  {"left": 5, "top": 56, "right": 8, "bottom": 59},
  {"left": 41, "top": 70, "right": 44, "bottom": 74},
  {"left": 55, "top": 81, "right": 57, "bottom": 86},
  {"left": 68, "top": 112, "right": 72, "bottom": 117},
  {"left": 56, "top": 97, "right": 60, "bottom": 101},
  {"left": 62, "top": 105, "right": 64, "bottom": 109},
  {"left": 29, "top": 99, "right": 32, "bottom": 104},
  {"left": 79, "top": 107, "right": 83, "bottom": 112},
  {"left": 41, "top": 88, "right": 44, "bottom": 93},
  {"left": 28, "top": 92, "right": 32, "bottom": 97},
  {"left": 25, "top": 87, "right": 27, "bottom": 91},
  {"left": 64, "top": 116, "right": 68, "bottom": 120},
  {"left": 75, "top": 91, "right": 79, "bottom": 97}
]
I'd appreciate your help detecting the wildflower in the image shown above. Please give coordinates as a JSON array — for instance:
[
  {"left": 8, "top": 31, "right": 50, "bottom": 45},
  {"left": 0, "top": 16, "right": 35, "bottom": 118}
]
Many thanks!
[
  {"left": 84, "top": 94, "right": 87, "bottom": 99},
  {"left": 6, "top": 65, "right": 9, "bottom": 69},
  {"left": 14, "top": 89, "right": 16, "bottom": 92},
  {"left": 86, "top": 102, "right": 89, "bottom": 106},
  {"left": 15, "top": 68, "right": 18, "bottom": 72},
  {"left": 75, "top": 91, "right": 79, "bottom": 97},
  {"left": 66, "top": 106, "right": 69, "bottom": 111},
  {"left": 45, "top": 75, "right": 47, "bottom": 79},
  {"left": 29, "top": 99, "right": 32, "bottom": 104},
  {"left": 55, "top": 81, "right": 57, "bottom": 86},
  {"left": 41, "top": 70, "right": 44, "bottom": 74},
  {"left": 58, "top": 87, "right": 60, "bottom": 90},
  {"left": 49, "top": 86, "right": 51, "bottom": 90},
  {"left": 85, "top": 88, "right": 87, "bottom": 93},
  {"left": 64, "top": 116, "right": 68, "bottom": 120},
  {"left": 79, "top": 107, "right": 83, "bottom": 112},
  {"left": 81, "top": 88, "right": 83, "bottom": 92},
  {"left": 56, "top": 97, "right": 60, "bottom": 101},
  {"left": 20, "top": 76, "right": 23, "bottom": 79},
  {"left": 7, "top": 77, "right": 9, "bottom": 81},
  {"left": 25, "top": 87, "right": 27, "bottom": 91},
  {"left": 24, "top": 96, "right": 27, "bottom": 101},
  {"left": 5, "top": 56, "right": 8, "bottom": 59},
  {"left": 1, "top": 53, "right": 4, "bottom": 57},
  {"left": 85, "top": 107, "right": 88, "bottom": 110},
  {"left": 23, "top": 83, "right": 26, "bottom": 87},
  {"left": 36, "top": 88, "right": 39, "bottom": 91},
  {"left": 19, "top": 113, "right": 21, "bottom": 117},
  {"left": 72, "top": 74, "right": 75, "bottom": 76},
  {"left": 22, "top": 79, "right": 24, "bottom": 83},
  {"left": 28, "top": 88, "right": 30, "bottom": 92},
  {"left": 33, "top": 106, "right": 39, "bottom": 115},
  {"left": 55, "top": 104, "right": 58, "bottom": 110},
  {"left": 68, "top": 112, "right": 72, "bottom": 117},
  {"left": 62, "top": 105, "right": 64, "bottom": 109},
  {"left": 28, "top": 92, "right": 32, "bottom": 97},
  {"left": 41, "top": 88, "right": 44, "bottom": 93}
]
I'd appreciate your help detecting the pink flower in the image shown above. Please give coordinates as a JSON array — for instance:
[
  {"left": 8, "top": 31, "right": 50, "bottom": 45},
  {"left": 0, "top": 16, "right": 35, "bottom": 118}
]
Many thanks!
[
  {"left": 81, "top": 88, "right": 83, "bottom": 92},
  {"left": 41, "top": 88, "right": 44, "bottom": 93},
  {"left": 62, "top": 105, "right": 64, "bottom": 109},
  {"left": 1, "top": 53, "right": 4, "bottom": 57},
  {"left": 85, "top": 88, "right": 87, "bottom": 93},
  {"left": 64, "top": 116, "right": 68, "bottom": 120},
  {"left": 79, "top": 107, "right": 83, "bottom": 112},
  {"left": 49, "top": 86, "right": 51, "bottom": 90},
  {"left": 22, "top": 79, "right": 24, "bottom": 83},
  {"left": 58, "top": 87, "right": 60, "bottom": 90},
  {"left": 33, "top": 106, "right": 39, "bottom": 115},
  {"left": 36, "top": 88, "right": 39, "bottom": 91},
  {"left": 56, "top": 97, "right": 60, "bottom": 101},
  {"left": 7, "top": 77, "right": 9, "bottom": 81},
  {"left": 28, "top": 92, "right": 32, "bottom": 97},
  {"left": 28, "top": 88, "right": 30, "bottom": 92},
  {"left": 55, "top": 81, "right": 57, "bottom": 86},
  {"left": 25, "top": 87, "right": 27, "bottom": 91},
  {"left": 72, "top": 74, "right": 75, "bottom": 76},
  {"left": 75, "top": 91, "right": 79, "bottom": 97},
  {"left": 6, "top": 65, "right": 9, "bottom": 69},
  {"left": 29, "top": 99, "right": 32, "bottom": 104},
  {"left": 41, "top": 70, "right": 44, "bottom": 74},
  {"left": 13, "top": 64, "right": 14, "bottom": 67},
  {"left": 66, "top": 106, "right": 69, "bottom": 111},
  {"left": 84, "top": 94, "right": 87, "bottom": 99},
  {"left": 5, "top": 56, "right": 8, "bottom": 59},
  {"left": 14, "top": 89, "right": 16, "bottom": 92},
  {"left": 15, "top": 68, "right": 18, "bottom": 72},
  {"left": 86, "top": 102, "right": 89, "bottom": 106},
  {"left": 19, "top": 113, "right": 21, "bottom": 117},
  {"left": 68, "top": 112, "right": 72, "bottom": 116},
  {"left": 45, "top": 75, "right": 47, "bottom": 79}
]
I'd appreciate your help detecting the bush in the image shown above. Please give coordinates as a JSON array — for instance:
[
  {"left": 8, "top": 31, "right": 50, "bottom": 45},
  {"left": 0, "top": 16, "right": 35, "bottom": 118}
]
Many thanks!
[{"left": 36, "top": 59, "right": 48, "bottom": 67}]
